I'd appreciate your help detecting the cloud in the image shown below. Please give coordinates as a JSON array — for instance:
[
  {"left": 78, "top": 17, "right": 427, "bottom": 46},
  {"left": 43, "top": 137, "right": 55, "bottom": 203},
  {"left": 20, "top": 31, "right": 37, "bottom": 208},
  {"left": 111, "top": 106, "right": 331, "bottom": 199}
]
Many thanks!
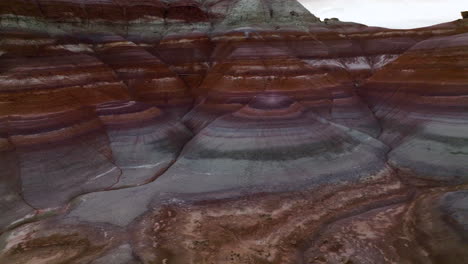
[{"left": 298, "top": 0, "right": 467, "bottom": 29}]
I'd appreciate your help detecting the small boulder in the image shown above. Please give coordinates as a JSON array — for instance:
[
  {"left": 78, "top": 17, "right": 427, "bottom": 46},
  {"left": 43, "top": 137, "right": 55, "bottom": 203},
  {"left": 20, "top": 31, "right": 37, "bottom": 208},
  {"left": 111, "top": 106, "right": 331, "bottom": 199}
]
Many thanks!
[{"left": 324, "top": 17, "right": 340, "bottom": 24}]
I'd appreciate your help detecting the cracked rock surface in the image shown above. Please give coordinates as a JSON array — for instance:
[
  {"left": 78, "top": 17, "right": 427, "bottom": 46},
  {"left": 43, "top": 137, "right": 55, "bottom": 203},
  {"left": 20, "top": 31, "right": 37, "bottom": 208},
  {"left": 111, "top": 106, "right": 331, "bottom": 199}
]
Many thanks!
[{"left": 1, "top": 0, "right": 468, "bottom": 263}]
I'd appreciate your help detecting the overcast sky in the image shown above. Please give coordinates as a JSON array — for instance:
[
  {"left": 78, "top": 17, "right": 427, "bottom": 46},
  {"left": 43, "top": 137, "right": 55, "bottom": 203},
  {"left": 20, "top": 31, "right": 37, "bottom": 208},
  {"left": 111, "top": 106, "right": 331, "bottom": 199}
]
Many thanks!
[{"left": 299, "top": 0, "right": 467, "bottom": 29}]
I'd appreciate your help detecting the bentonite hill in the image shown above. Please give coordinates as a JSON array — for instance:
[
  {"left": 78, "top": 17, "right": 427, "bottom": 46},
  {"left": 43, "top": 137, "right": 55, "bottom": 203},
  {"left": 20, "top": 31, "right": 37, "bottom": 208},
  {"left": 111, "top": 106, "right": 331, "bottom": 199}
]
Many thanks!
[{"left": 0, "top": 0, "right": 468, "bottom": 263}]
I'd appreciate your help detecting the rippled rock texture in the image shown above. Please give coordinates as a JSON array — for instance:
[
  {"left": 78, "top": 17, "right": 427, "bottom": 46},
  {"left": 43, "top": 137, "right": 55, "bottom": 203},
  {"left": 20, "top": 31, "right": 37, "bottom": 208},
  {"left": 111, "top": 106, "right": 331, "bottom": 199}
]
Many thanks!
[{"left": 1, "top": 1, "right": 468, "bottom": 263}]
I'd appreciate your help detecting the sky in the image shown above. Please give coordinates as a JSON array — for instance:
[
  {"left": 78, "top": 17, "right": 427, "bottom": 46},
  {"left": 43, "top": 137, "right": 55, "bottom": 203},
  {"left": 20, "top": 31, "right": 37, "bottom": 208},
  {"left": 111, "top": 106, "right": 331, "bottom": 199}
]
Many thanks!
[{"left": 299, "top": 0, "right": 467, "bottom": 29}]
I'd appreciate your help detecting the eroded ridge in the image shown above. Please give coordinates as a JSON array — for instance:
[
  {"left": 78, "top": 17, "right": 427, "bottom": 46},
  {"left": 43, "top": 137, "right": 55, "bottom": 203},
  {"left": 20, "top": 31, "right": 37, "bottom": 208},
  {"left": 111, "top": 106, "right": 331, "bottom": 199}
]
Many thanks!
[{"left": 1, "top": 0, "right": 468, "bottom": 263}]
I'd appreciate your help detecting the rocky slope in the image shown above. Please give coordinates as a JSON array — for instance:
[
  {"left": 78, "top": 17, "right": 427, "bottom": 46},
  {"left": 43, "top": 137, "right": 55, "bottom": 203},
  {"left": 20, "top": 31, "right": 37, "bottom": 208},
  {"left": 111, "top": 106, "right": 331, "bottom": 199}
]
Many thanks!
[{"left": 0, "top": 1, "right": 467, "bottom": 263}]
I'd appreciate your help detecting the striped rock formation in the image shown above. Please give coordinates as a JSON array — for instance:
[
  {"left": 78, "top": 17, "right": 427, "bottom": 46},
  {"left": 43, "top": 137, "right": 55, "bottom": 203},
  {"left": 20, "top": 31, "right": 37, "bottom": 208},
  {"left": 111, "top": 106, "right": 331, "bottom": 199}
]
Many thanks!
[
  {"left": 0, "top": 0, "right": 468, "bottom": 263},
  {"left": 360, "top": 33, "right": 468, "bottom": 185}
]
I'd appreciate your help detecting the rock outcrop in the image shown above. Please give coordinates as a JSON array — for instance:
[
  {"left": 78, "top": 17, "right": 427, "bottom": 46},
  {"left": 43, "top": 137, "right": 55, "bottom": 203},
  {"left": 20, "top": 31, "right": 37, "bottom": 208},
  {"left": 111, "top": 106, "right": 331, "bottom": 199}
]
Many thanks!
[
  {"left": 0, "top": 1, "right": 467, "bottom": 263},
  {"left": 360, "top": 33, "right": 468, "bottom": 185}
]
